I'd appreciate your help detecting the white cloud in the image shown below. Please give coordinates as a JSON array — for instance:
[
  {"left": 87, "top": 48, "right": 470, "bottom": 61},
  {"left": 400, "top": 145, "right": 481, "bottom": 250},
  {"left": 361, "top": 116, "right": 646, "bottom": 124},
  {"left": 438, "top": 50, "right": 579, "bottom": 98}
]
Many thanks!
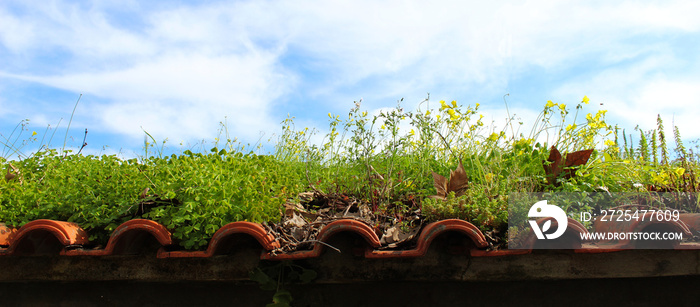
[
  {"left": 0, "top": 8, "right": 36, "bottom": 53},
  {"left": 551, "top": 50, "right": 700, "bottom": 141},
  {"left": 623, "top": 78, "right": 700, "bottom": 140},
  {"left": 1, "top": 0, "right": 699, "bottom": 150}
]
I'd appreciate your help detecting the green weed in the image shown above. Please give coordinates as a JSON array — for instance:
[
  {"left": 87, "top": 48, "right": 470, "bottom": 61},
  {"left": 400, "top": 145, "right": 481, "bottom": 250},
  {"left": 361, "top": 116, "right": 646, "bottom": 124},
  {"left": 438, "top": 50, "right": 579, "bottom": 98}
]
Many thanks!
[{"left": 1, "top": 95, "right": 699, "bottom": 249}]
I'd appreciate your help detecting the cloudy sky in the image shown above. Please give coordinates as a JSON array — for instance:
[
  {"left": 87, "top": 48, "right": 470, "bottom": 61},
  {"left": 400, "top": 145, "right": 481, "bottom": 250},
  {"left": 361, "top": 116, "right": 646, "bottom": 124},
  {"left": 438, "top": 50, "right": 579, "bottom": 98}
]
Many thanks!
[{"left": 1, "top": 0, "right": 699, "bottom": 158}]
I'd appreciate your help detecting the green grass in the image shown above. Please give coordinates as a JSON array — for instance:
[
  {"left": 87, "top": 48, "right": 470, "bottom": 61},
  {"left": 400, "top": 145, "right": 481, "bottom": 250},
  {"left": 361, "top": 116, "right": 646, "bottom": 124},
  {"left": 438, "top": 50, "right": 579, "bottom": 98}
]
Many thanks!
[{"left": 1, "top": 96, "right": 699, "bottom": 249}]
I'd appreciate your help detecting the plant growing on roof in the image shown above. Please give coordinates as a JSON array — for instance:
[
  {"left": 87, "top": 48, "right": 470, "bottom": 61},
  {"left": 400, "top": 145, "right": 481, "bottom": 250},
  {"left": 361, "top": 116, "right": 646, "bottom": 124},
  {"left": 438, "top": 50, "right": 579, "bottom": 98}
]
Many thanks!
[
  {"left": 542, "top": 146, "right": 594, "bottom": 186},
  {"left": 429, "top": 161, "right": 469, "bottom": 200},
  {"left": 3, "top": 93, "right": 700, "bottom": 252}
]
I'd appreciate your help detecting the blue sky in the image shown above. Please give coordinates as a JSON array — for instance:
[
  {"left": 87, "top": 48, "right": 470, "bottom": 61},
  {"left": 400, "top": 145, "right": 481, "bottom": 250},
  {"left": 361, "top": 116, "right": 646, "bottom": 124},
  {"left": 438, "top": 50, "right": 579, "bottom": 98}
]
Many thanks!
[{"left": 1, "top": 0, "right": 699, "bottom": 158}]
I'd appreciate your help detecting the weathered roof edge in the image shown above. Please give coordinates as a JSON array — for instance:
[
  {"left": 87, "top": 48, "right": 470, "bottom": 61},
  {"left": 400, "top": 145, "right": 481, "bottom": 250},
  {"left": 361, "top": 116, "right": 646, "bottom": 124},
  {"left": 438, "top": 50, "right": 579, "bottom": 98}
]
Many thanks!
[{"left": 2, "top": 216, "right": 700, "bottom": 258}]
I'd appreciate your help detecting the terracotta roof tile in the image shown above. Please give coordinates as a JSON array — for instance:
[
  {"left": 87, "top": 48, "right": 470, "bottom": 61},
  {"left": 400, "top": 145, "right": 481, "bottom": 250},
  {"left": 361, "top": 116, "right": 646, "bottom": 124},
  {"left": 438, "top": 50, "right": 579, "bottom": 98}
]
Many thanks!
[
  {"left": 2, "top": 217, "right": 700, "bottom": 258},
  {"left": 65, "top": 219, "right": 173, "bottom": 256},
  {"left": 518, "top": 217, "right": 589, "bottom": 250},
  {"left": 1, "top": 219, "right": 88, "bottom": 256},
  {"left": 262, "top": 219, "right": 381, "bottom": 260},
  {"left": 679, "top": 213, "right": 700, "bottom": 235},
  {"left": 162, "top": 221, "right": 277, "bottom": 258},
  {"left": 366, "top": 219, "right": 487, "bottom": 258},
  {"left": 0, "top": 223, "right": 15, "bottom": 247}
]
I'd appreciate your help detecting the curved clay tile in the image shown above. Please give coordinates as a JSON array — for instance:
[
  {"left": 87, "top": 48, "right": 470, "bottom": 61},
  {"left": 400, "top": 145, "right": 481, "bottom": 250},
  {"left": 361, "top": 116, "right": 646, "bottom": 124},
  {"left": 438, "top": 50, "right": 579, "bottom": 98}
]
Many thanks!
[
  {"left": 0, "top": 223, "right": 16, "bottom": 247},
  {"left": 162, "top": 221, "right": 278, "bottom": 258},
  {"left": 4, "top": 219, "right": 89, "bottom": 256},
  {"left": 105, "top": 219, "right": 172, "bottom": 255},
  {"left": 263, "top": 219, "right": 381, "bottom": 260},
  {"left": 366, "top": 219, "right": 488, "bottom": 258},
  {"left": 518, "top": 217, "right": 589, "bottom": 250},
  {"left": 66, "top": 219, "right": 172, "bottom": 256},
  {"left": 568, "top": 218, "right": 588, "bottom": 235},
  {"left": 209, "top": 221, "right": 279, "bottom": 251},
  {"left": 678, "top": 213, "right": 700, "bottom": 235},
  {"left": 315, "top": 219, "right": 382, "bottom": 248}
]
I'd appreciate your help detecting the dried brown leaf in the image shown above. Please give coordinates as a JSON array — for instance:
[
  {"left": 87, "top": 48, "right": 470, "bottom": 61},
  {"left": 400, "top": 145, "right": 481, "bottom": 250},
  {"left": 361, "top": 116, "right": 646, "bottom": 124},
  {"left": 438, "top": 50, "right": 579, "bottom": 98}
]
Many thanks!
[
  {"left": 139, "top": 187, "right": 150, "bottom": 199},
  {"left": 5, "top": 169, "right": 15, "bottom": 182},
  {"left": 448, "top": 161, "right": 469, "bottom": 196},
  {"left": 431, "top": 171, "right": 448, "bottom": 198},
  {"left": 565, "top": 149, "right": 594, "bottom": 168},
  {"left": 431, "top": 161, "right": 470, "bottom": 198},
  {"left": 543, "top": 146, "right": 563, "bottom": 185},
  {"left": 543, "top": 146, "right": 594, "bottom": 185},
  {"left": 5, "top": 163, "right": 18, "bottom": 182}
]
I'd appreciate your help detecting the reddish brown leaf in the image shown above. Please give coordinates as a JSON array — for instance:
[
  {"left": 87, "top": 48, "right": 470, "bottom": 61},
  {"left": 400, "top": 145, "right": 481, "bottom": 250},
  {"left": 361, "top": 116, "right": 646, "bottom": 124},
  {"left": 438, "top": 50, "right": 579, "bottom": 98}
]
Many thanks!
[
  {"left": 5, "top": 163, "right": 18, "bottom": 182},
  {"left": 431, "top": 161, "right": 470, "bottom": 199},
  {"left": 548, "top": 146, "right": 563, "bottom": 166},
  {"left": 431, "top": 171, "right": 448, "bottom": 198},
  {"left": 543, "top": 146, "right": 593, "bottom": 185},
  {"left": 563, "top": 148, "right": 593, "bottom": 178},
  {"left": 565, "top": 149, "right": 593, "bottom": 167},
  {"left": 4, "top": 169, "right": 15, "bottom": 182},
  {"left": 543, "top": 146, "right": 562, "bottom": 185},
  {"left": 448, "top": 161, "right": 469, "bottom": 197}
]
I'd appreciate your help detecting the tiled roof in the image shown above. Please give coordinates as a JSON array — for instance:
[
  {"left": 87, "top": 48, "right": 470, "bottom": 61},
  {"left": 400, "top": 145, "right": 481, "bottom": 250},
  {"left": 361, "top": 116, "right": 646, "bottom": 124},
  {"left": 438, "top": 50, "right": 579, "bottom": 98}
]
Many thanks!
[{"left": 2, "top": 215, "right": 700, "bottom": 258}]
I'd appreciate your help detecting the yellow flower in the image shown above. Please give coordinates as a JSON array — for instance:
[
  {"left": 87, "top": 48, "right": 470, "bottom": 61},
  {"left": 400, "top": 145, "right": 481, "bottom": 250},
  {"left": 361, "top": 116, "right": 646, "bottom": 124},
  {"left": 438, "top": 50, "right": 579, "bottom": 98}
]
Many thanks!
[
  {"left": 451, "top": 100, "right": 457, "bottom": 107},
  {"left": 32, "top": 131, "right": 37, "bottom": 136},
  {"left": 546, "top": 100, "right": 555, "bottom": 108},
  {"left": 582, "top": 96, "right": 590, "bottom": 104},
  {"left": 674, "top": 167, "right": 686, "bottom": 177},
  {"left": 514, "top": 138, "right": 533, "bottom": 147},
  {"left": 362, "top": 111, "right": 367, "bottom": 117},
  {"left": 409, "top": 129, "right": 415, "bottom": 136},
  {"left": 604, "top": 140, "right": 616, "bottom": 146},
  {"left": 558, "top": 103, "right": 567, "bottom": 111},
  {"left": 381, "top": 124, "right": 386, "bottom": 130},
  {"left": 566, "top": 124, "right": 575, "bottom": 131},
  {"left": 440, "top": 100, "right": 447, "bottom": 108}
]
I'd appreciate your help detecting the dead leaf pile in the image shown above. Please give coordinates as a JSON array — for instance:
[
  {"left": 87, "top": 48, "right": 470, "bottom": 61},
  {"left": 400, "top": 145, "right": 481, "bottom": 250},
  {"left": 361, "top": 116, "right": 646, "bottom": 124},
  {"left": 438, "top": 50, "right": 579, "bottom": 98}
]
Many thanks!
[
  {"left": 266, "top": 161, "right": 482, "bottom": 254},
  {"left": 267, "top": 190, "right": 424, "bottom": 255}
]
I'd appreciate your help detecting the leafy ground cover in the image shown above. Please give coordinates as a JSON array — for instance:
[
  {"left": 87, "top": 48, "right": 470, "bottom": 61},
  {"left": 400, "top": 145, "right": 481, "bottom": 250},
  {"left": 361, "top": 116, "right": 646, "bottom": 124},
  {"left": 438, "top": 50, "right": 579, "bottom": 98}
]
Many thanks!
[{"left": 1, "top": 96, "right": 699, "bottom": 250}]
